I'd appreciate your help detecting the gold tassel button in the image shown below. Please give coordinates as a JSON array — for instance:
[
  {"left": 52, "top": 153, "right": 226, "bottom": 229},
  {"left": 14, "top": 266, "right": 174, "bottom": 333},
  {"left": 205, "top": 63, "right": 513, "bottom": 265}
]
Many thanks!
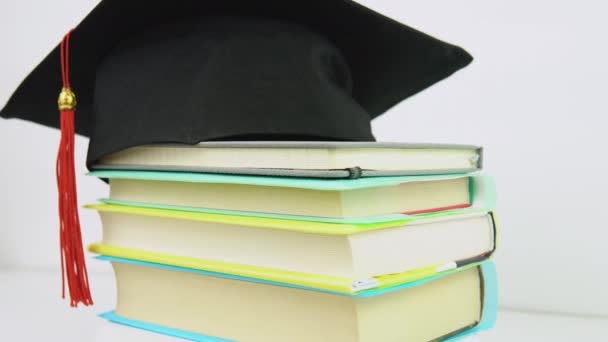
[{"left": 58, "top": 87, "right": 77, "bottom": 110}]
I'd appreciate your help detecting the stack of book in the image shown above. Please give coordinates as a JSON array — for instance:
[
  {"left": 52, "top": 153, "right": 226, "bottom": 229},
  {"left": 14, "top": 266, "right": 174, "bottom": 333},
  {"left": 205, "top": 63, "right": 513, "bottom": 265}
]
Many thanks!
[{"left": 87, "top": 142, "right": 498, "bottom": 341}]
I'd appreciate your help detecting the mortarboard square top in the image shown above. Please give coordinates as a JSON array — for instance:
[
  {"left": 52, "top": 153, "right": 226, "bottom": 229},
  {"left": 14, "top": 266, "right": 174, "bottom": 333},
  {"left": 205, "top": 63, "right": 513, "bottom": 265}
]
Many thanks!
[{"left": 1, "top": 0, "right": 472, "bottom": 167}]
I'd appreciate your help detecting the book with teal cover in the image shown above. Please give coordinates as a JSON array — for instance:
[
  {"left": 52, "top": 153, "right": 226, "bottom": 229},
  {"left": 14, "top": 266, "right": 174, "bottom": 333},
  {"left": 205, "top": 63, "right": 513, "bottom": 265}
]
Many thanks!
[
  {"left": 89, "top": 170, "right": 474, "bottom": 190},
  {"left": 97, "top": 261, "right": 497, "bottom": 341},
  {"left": 89, "top": 172, "right": 495, "bottom": 225}
]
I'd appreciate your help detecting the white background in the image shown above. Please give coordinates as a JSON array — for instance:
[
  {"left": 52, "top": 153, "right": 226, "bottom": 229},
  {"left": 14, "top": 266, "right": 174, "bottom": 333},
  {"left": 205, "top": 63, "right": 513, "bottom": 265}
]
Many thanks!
[{"left": 1, "top": 0, "right": 607, "bottom": 335}]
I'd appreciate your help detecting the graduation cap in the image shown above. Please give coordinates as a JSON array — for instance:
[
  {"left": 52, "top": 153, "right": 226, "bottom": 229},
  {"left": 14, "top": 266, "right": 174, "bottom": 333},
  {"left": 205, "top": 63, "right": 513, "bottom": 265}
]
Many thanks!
[{"left": 0, "top": 0, "right": 472, "bottom": 307}]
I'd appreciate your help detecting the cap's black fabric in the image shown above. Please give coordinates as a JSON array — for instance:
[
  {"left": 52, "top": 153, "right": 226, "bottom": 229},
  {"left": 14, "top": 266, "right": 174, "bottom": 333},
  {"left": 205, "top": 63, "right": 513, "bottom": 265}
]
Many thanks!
[
  {"left": 0, "top": 0, "right": 473, "bottom": 166},
  {"left": 88, "top": 16, "right": 376, "bottom": 164}
]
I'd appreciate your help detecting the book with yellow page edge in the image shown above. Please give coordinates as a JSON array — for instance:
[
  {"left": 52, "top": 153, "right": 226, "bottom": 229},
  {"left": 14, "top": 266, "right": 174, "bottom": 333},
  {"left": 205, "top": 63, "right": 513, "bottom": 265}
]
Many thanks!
[{"left": 88, "top": 203, "right": 497, "bottom": 291}]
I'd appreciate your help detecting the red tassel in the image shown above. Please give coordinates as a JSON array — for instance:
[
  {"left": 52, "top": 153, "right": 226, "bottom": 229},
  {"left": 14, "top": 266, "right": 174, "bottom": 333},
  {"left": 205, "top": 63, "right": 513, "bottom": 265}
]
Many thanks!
[{"left": 56, "top": 31, "right": 93, "bottom": 307}]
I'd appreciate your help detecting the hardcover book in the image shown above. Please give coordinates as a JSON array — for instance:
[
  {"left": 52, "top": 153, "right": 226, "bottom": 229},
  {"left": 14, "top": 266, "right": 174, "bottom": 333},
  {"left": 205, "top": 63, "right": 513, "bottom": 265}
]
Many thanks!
[
  {"left": 94, "top": 141, "right": 483, "bottom": 178},
  {"left": 90, "top": 171, "right": 493, "bottom": 219},
  {"left": 88, "top": 204, "right": 496, "bottom": 284},
  {"left": 97, "top": 257, "right": 497, "bottom": 342}
]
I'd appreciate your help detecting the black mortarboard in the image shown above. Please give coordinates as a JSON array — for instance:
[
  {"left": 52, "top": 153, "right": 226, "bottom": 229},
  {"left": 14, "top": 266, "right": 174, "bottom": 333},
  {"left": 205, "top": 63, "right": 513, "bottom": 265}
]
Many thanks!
[
  {"left": 1, "top": 0, "right": 472, "bottom": 166},
  {"left": 0, "top": 0, "right": 472, "bottom": 307}
]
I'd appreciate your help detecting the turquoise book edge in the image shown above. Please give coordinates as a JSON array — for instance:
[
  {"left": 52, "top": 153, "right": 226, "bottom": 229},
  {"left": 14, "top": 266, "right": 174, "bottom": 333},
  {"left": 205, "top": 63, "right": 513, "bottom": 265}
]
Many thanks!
[
  {"left": 99, "top": 311, "right": 231, "bottom": 342},
  {"left": 448, "top": 261, "right": 498, "bottom": 340},
  {"left": 99, "top": 262, "right": 497, "bottom": 341},
  {"left": 89, "top": 169, "right": 475, "bottom": 191}
]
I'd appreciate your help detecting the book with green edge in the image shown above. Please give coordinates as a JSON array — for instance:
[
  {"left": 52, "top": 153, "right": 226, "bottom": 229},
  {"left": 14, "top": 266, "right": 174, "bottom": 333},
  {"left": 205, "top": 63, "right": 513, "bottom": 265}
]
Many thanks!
[{"left": 89, "top": 171, "right": 495, "bottom": 219}]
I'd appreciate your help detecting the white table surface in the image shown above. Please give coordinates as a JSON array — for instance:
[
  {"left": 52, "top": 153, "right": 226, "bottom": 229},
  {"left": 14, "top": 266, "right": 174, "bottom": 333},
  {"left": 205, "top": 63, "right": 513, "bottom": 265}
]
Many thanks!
[{"left": 1, "top": 270, "right": 607, "bottom": 341}]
